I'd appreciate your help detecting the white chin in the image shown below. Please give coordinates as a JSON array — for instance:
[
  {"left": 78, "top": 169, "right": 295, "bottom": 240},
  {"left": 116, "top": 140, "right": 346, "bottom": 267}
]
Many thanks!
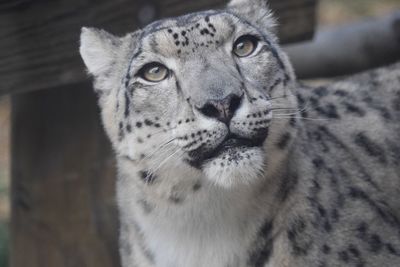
[{"left": 202, "top": 147, "right": 265, "bottom": 188}]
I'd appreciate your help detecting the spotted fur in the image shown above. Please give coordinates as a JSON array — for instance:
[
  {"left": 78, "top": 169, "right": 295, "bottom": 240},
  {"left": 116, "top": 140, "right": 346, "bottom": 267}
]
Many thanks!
[{"left": 79, "top": 0, "right": 400, "bottom": 266}]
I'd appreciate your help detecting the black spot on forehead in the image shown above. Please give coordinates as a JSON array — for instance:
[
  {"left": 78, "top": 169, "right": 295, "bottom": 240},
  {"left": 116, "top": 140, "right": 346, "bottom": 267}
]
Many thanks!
[
  {"left": 137, "top": 11, "right": 240, "bottom": 58},
  {"left": 143, "top": 10, "right": 223, "bottom": 36}
]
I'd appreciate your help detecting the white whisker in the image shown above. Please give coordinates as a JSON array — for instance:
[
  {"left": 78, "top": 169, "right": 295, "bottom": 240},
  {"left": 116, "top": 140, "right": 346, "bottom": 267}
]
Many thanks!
[
  {"left": 271, "top": 98, "right": 312, "bottom": 116},
  {"left": 138, "top": 137, "right": 177, "bottom": 164},
  {"left": 268, "top": 95, "right": 291, "bottom": 101},
  {"left": 147, "top": 126, "right": 178, "bottom": 138},
  {"left": 146, "top": 148, "right": 184, "bottom": 180},
  {"left": 272, "top": 116, "right": 330, "bottom": 121}
]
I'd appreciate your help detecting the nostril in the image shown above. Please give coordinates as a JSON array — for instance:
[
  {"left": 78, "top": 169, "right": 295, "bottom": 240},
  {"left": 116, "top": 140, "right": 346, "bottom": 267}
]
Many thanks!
[
  {"left": 197, "top": 94, "right": 243, "bottom": 123},
  {"left": 229, "top": 95, "right": 242, "bottom": 114},
  {"left": 199, "top": 103, "right": 220, "bottom": 118}
]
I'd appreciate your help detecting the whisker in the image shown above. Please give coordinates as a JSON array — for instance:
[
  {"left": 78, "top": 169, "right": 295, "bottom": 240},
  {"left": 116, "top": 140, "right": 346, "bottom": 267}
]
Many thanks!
[
  {"left": 272, "top": 116, "right": 330, "bottom": 121},
  {"left": 138, "top": 137, "right": 177, "bottom": 164},
  {"left": 269, "top": 107, "right": 299, "bottom": 111},
  {"left": 146, "top": 148, "right": 184, "bottom": 180},
  {"left": 271, "top": 97, "right": 312, "bottom": 116},
  {"left": 146, "top": 125, "right": 178, "bottom": 138},
  {"left": 272, "top": 111, "right": 305, "bottom": 116},
  {"left": 268, "top": 95, "right": 292, "bottom": 101}
]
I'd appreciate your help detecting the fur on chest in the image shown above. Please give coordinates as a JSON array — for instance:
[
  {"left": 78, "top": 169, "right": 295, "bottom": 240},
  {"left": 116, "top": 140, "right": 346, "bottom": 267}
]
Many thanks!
[{"left": 117, "top": 165, "right": 283, "bottom": 267}]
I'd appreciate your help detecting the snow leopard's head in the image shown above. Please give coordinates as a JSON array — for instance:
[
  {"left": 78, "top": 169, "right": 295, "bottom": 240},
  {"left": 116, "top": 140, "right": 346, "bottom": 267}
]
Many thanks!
[{"left": 80, "top": 0, "right": 297, "bottom": 188}]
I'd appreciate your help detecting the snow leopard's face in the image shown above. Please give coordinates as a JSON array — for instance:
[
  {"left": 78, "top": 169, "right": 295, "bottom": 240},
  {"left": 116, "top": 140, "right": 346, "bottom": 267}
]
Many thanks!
[{"left": 80, "top": 1, "right": 297, "bottom": 188}]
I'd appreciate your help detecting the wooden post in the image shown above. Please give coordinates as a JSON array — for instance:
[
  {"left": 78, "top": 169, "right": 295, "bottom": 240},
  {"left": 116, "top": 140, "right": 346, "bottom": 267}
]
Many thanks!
[{"left": 10, "top": 85, "right": 119, "bottom": 267}]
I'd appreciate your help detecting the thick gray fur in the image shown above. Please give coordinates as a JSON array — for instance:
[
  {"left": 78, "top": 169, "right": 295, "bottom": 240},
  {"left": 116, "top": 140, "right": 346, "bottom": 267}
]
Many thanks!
[{"left": 79, "top": 0, "right": 400, "bottom": 266}]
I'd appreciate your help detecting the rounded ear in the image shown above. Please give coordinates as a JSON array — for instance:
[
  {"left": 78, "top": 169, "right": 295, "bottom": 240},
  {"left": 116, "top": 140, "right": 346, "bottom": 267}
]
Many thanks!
[
  {"left": 227, "top": 0, "right": 277, "bottom": 33},
  {"left": 79, "top": 27, "right": 121, "bottom": 76}
]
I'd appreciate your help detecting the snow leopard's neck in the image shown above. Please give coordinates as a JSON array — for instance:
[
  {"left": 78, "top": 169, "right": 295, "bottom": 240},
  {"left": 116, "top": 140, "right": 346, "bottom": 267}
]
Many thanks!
[{"left": 116, "top": 137, "right": 304, "bottom": 267}]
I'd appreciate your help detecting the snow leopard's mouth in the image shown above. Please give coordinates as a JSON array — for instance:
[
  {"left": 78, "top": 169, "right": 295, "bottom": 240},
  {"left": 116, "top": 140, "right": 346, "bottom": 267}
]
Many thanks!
[{"left": 187, "top": 131, "right": 268, "bottom": 169}]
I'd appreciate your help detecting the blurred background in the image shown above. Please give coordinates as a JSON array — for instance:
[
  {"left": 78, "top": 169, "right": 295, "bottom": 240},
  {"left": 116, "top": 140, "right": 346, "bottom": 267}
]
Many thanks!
[
  {"left": 319, "top": 0, "right": 399, "bottom": 26},
  {"left": 0, "top": 96, "right": 9, "bottom": 267},
  {"left": 0, "top": 0, "right": 399, "bottom": 266}
]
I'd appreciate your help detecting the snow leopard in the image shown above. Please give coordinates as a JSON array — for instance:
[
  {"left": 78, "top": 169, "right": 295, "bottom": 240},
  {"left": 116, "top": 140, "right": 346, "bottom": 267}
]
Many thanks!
[{"left": 79, "top": 0, "right": 400, "bottom": 266}]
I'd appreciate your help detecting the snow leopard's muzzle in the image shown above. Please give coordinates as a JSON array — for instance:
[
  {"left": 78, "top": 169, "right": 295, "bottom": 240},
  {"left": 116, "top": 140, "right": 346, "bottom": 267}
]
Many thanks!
[
  {"left": 187, "top": 132, "right": 268, "bottom": 169},
  {"left": 186, "top": 92, "right": 270, "bottom": 168}
]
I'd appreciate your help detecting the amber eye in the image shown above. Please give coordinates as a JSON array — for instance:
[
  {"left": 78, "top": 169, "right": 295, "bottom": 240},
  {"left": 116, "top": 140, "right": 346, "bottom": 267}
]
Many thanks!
[
  {"left": 139, "top": 62, "right": 169, "bottom": 82},
  {"left": 233, "top": 35, "right": 259, "bottom": 57}
]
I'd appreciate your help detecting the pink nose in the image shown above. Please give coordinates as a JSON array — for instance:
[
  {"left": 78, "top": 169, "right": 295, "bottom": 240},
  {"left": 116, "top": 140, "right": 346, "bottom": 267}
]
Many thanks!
[{"left": 197, "top": 94, "right": 243, "bottom": 124}]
